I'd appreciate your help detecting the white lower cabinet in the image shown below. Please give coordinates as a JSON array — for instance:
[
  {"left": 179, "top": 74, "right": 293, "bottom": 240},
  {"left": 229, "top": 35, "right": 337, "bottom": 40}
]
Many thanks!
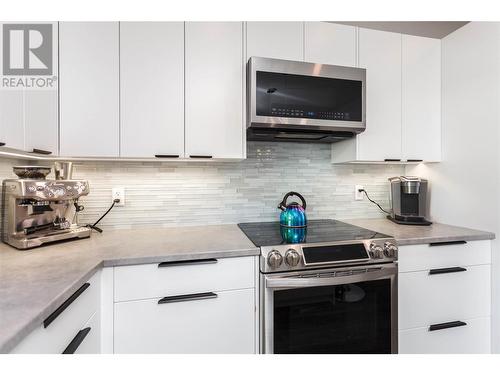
[
  {"left": 398, "top": 241, "right": 491, "bottom": 354},
  {"left": 11, "top": 271, "right": 101, "bottom": 354},
  {"left": 111, "top": 256, "right": 257, "bottom": 354},
  {"left": 399, "top": 317, "right": 491, "bottom": 354},
  {"left": 114, "top": 288, "right": 255, "bottom": 354}
]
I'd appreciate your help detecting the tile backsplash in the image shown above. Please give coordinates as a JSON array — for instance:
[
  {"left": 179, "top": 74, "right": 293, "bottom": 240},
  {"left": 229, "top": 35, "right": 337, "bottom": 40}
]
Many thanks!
[{"left": 0, "top": 142, "right": 404, "bottom": 229}]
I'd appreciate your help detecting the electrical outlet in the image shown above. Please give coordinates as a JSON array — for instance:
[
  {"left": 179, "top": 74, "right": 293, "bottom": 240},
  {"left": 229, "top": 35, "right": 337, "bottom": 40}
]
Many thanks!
[
  {"left": 355, "top": 185, "right": 364, "bottom": 201},
  {"left": 112, "top": 187, "right": 125, "bottom": 207}
]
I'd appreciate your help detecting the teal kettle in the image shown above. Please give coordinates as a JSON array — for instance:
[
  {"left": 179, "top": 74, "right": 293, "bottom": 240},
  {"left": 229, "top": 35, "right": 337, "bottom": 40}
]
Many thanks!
[{"left": 278, "top": 192, "right": 307, "bottom": 228}]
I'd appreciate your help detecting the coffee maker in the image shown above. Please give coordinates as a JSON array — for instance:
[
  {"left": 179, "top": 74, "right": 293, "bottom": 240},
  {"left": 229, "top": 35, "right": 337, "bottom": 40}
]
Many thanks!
[
  {"left": 1, "top": 165, "right": 91, "bottom": 249},
  {"left": 388, "top": 176, "right": 431, "bottom": 225}
]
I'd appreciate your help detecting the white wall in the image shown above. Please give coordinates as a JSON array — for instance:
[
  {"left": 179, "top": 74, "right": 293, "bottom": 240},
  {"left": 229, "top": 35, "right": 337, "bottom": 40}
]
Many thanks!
[{"left": 407, "top": 21, "right": 500, "bottom": 352}]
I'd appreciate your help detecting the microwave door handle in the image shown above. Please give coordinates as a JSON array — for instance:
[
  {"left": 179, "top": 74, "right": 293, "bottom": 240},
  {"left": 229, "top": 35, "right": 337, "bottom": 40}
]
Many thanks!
[{"left": 265, "top": 267, "right": 396, "bottom": 289}]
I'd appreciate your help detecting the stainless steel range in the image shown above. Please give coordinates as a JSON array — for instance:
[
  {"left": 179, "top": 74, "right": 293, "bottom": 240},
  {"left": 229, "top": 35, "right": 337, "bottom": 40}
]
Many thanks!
[{"left": 238, "top": 219, "right": 398, "bottom": 354}]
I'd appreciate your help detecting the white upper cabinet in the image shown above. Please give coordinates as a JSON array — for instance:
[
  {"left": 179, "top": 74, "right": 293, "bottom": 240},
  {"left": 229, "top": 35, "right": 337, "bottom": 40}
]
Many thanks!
[
  {"left": 304, "top": 22, "right": 357, "bottom": 67},
  {"left": 246, "top": 22, "right": 304, "bottom": 61},
  {"left": 185, "top": 22, "right": 244, "bottom": 159},
  {"left": 120, "top": 22, "right": 185, "bottom": 158},
  {"left": 59, "top": 22, "right": 119, "bottom": 157},
  {"left": 402, "top": 35, "right": 441, "bottom": 162},
  {"left": 24, "top": 90, "right": 58, "bottom": 156},
  {"left": 0, "top": 90, "right": 24, "bottom": 150},
  {"left": 357, "top": 28, "right": 402, "bottom": 161}
]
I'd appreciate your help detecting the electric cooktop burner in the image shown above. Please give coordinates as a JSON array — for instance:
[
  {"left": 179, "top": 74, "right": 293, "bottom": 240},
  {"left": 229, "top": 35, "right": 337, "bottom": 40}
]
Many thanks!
[{"left": 238, "top": 219, "right": 389, "bottom": 247}]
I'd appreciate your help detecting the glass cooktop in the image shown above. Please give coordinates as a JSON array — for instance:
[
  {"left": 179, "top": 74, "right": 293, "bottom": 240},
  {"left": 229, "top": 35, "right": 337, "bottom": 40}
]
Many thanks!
[{"left": 237, "top": 219, "right": 390, "bottom": 247}]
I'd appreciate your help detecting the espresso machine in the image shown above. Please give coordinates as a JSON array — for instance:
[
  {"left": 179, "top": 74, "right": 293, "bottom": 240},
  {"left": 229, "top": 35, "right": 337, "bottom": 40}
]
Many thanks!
[
  {"left": 388, "top": 176, "right": 431, "bottom": 225},
  {"left": 1, "top": 164, "right": 91, "bottom": 249}
]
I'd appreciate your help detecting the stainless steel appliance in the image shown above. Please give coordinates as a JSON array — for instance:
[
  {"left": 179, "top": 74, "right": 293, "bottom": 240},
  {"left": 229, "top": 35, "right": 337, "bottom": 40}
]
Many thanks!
[
  {"left": 1, "top": 166, "right": 91, "bottom": 249},
  {"left": 238, "top": 219, "right": 398, "bottom": 354},
  {"left": 388, "top": 176, "right": 431, "bottom": 225},
  {"left": 247, "top": 57, "right": 366, "bottom": 143}
]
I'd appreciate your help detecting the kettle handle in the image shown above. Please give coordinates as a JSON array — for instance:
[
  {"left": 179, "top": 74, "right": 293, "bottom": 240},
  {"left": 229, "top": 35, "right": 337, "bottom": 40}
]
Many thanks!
[{"left": 278, "top": 191, "right": 307, "bottom": 211}]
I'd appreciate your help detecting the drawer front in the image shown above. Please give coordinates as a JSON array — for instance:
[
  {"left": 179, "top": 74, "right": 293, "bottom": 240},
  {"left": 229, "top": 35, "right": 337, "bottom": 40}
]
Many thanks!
[
  {"left": 399, "top": 264, "right": 490, "bottom": 330},
  {"left": 399, "top": 317, "right": 491, "bottom": 354},
  {"left": 114, "top": 256, "right": 255, "bottom": 302},
  {"left": 73, "top": 312, "right": 100, "bottom": 354},
  {"left": 114, "top": 288, "right": 255, "bottom": 353},
  {"left": 11, "top": 271, "right": 101, "bottom": 353},
  {"left": 398, "top": 240, "right": 491, "bottom": 272}
]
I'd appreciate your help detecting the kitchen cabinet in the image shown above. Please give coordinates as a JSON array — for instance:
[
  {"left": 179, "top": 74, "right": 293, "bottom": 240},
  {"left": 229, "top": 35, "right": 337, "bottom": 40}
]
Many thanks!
[
  {"left": 402, "top": 34, "right": 441, "bottom": 162},
  {"left": 185, "top": 22, "right": 245, "bottom": 159},
  {"left": 332, "top": 27, "right": 442, "bottom": 164},
  {"left": 59, "top": 22, "right": 119, "bottom": 157},
  {"left": 0, "top": 21, "right": 58, "bottom": 155},
  {"left": 397, "top": 240, "right": 491, "bottom": 354},
  {"left": 112, "top": 256, "right": 256, "bottom": 353},
  {"left": 120, "top": 22, "right": 185, "bottom": 158},
  {"left": 246, "top": 22, "right": 304, "bottom": 61},
  {"left": 304, "top": 22, "right": 357, "bottom": 67},
  {"left": 11, "top": 271, "right": 101, "bottom": 354}
]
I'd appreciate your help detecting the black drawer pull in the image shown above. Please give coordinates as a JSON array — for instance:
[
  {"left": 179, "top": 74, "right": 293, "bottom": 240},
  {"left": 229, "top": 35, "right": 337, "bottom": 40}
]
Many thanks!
[
  {"left": 189, "top": 155, "right": 212, "bottom": 159},
  {"left": 32, "top": 148, "right": 52, "bottom": 155},
  {"left": 158, "top": 258, "right": 218, "bottom": 268},
  {"left": 429, "top": 240, "right": 467, "bottom": 247},
  {"left": 429, "top": 321, "right": 467, "bottom": 332},
  {"left": 62, "top": 327, "right": 91, "bottom": 354},
  {"left": 43, "top": 283, "right": 90, "bottom": 328},
  {"left": 429, "top": 266, "right": 467, "bottom": 275},
  {"left": 384, "top": 158, "right": 401, "bottom": 162},
  {"left": 406, "top": 159, "right": 423, "bottom": 162},
  {"left": 155, "top": 154, "right": 179, "bottom": 158},
  {"left": 0, "top": 142, "right": 5, "bottom": 146},
  {"left": 158, "top": 292, "right": 217, "bottom": 305}
]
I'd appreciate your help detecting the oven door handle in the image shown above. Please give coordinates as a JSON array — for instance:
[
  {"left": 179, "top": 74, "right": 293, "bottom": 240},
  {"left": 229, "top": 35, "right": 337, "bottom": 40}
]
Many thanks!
[{"left": 265, "top": 267, "right": 396, "bottom": 289}]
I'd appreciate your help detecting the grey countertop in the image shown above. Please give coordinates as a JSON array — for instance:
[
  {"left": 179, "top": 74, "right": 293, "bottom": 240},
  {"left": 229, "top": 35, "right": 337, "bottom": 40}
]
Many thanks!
[
  {"left": 344, "top": 218, "right": 495, "bottom": 245},
  {"left": 0, "top": 218, "right": 495, "bottom": 353},
  {"left": 0, "top": 224, "right": 259, "bottom": 353}
]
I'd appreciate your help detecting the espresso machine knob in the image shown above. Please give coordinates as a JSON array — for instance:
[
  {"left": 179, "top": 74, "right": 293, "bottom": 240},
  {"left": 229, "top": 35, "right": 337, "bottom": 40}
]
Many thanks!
[
  {"left": 268, "top": 250, "right": 283, "bottom": 269},
  {"left": 285, "top": 249, "right": 300, "bottom": 267},
  {"left": 383, "top": 242, "right": 398, "bottom": 258},
  {"left": 369, "top": 243, "right": 384, "bottom": 259}
]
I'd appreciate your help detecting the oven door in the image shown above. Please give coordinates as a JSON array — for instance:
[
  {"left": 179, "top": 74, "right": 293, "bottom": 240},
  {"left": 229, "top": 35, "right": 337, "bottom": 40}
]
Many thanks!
[{"left": 261, "top": 264, "right": 397, "bottom": 354}]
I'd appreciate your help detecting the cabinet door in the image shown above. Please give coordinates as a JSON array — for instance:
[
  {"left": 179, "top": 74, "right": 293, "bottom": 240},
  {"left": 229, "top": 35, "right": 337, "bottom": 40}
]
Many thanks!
[
  {"left": 357, "top": 28, "right": 402, "bottom": 161},
  {"left": 246, "top": 22, "right": 304, "bottom": 61},
  {"left": 120, "top": 22, "right": 184, "bottom": 158},
  {"left": 0, "top": 90, "right": 24, "bottom": 149},
  {"left": 304, "top": 22, "right": 357, "bottom": 67},
  {"left": 59, "top": 22, "right": 119, "bottom": 157},
  {"left": 114, "top": 289, "right": 255, "bottom": 353},
  {"left": 402, "top": 35, "right": 441, "bottom": 162},
  {"left": 185, "top": 22, "right": 244, "bottom": 159}
]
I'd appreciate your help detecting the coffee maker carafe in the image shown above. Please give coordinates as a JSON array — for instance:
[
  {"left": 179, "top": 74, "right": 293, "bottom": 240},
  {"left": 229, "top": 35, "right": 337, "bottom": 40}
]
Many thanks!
[{"left": 388, "top": 176, "right": 431, "bottom": 226}]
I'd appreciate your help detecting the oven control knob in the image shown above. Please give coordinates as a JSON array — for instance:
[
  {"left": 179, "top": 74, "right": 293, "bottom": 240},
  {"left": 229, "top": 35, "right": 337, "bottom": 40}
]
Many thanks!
[
  {"left": 285, "top": 249, "right": 300, "bottom": 267},
  {"left": 268, "top": 250, "right": 283, "bottom": 269},
  {"left": 383, "top": 242, "right": 398, "bottom": 258},
  {"left": 369, "top": 243, "right": 384, "bottom": 259}
]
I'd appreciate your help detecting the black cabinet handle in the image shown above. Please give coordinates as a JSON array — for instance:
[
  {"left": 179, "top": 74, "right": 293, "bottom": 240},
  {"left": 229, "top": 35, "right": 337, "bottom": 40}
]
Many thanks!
[
  {"left": 62, "top": 327, "right": 91, "bottom": 354},
  {"left": 43, "top": 283, "right": 90, "bottom": 328},
  {"left": 154, "top": 154, "right": 179, "bottom": 158},
  {"left": 0, "top": 142, "right": 5, "bottom": 146},
  {"left": 384, "top": 158, "right": 401, "bottom": 162},
  {"left": 158, "top": 292, "right": 218, "bottom": 305},
  {"left": 158, "top": 258, "right": 218, "bottom": 268},
  {"left": 31, "top": 148, "right": 52, "bottom": 155},
  {"left": 429, "top": 321, "right": 467, "bottom": 332},
  {"left": 429, "top": 266, "right": 467, "bottom": 275},
  {"left": 429, "top": 240, "right": 467, "bottom": 247},
  {"left": 406, "top": 159, "right": 423, "bottom": 162},
  {"left": 189, "top": 155, "right": 213, "bottom": 159}
]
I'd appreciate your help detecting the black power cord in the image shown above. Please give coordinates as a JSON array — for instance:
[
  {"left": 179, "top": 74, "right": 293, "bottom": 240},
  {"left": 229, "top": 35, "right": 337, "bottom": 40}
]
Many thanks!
[
  {"left": 358, "top": 188, "right": 392, "bottom": 215},
  {"left": 87, "top": 199, "right": 120, "bottom": 233}
]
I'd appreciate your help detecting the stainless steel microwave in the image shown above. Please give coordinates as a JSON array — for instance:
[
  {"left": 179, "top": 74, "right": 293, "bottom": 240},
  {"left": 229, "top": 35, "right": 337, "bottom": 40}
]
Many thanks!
[{"left": 247, "top": 56, "right": 366, "bottom": 143}]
